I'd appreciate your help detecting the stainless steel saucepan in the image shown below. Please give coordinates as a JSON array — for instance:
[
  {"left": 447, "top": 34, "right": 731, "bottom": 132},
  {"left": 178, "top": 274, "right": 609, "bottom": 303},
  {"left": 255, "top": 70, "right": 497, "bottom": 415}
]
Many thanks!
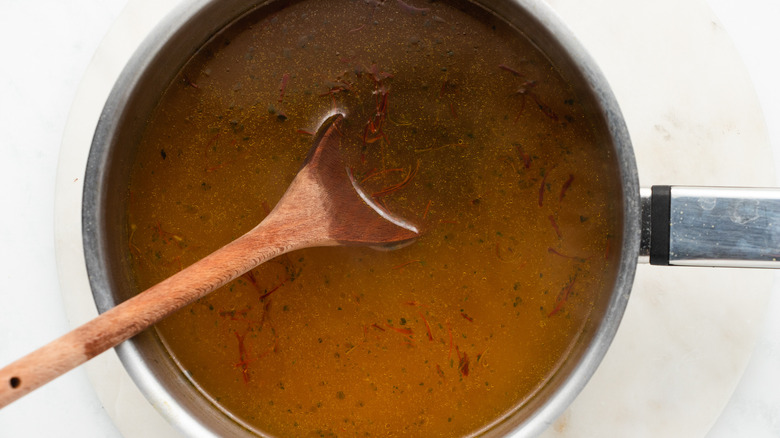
[{"left": 81, "top": 0, "right": 780, "bottom": 436}]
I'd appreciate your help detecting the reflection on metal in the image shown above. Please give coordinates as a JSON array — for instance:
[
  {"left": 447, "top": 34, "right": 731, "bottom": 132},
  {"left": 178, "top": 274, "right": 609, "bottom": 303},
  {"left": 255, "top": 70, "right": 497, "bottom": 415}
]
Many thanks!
[{"left": 668, "top": 187, "right": 780, "bottom": 268}]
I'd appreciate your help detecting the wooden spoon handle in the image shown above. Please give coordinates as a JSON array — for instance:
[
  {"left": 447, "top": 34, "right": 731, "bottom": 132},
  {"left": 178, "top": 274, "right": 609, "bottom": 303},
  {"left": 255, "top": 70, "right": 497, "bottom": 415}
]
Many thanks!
[{"left": 0, "top": 218, "right": 319, "bottom": 408}]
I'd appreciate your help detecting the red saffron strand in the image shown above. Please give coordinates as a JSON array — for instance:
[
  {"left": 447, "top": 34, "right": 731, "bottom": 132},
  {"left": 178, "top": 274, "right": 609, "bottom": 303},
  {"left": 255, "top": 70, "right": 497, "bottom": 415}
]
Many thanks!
[
  {"left": 385, "top": 324, "right": 414, "bottom": 337},
  {"left": 422, "top": 200, "right": 432, "bottom": 220},
  {"left": 538, "top": 172, "right": 548, "bottom": 207},
  {"left": 363, "top": 135, "right": 383, "bottom": 144},
  {"left": 361, "top": 124, "right": 371, "bottom": 147},
  {"left": 498, "top": 63, "right": 523, "bottom": 77},
  {"left": 360, "top": 167, "right": 404, "bottom": 184},
  {"left": 548, "top": 215, "right": 562, "bottom": 239},
  {"left": 259, "top": 278, "right": 287, "bottom": 301},
  {"left": 512, "top": 80, "right": 538, "bottom": 123},
  {"left": 513, "top": 95, "right": 528, "bottom": 123},
  {"left": 538, "top": 166, "right": 557, "bottom": 207},
  {"left": 259, "top": 299, "right": 273, "bottom": 327},
  {"left": 183, "top": 73, "right": 199, "bottom": 89},
  {"left": 436, "top": 364, "right": 446, "bottom": 379},
  {"left": 153, "top": 221, "right": 182, "bottom": 243},
  {"left": 348, "top": 23, "right": 366, "bottom": 33},
  {"left": 278, "top": 73, "right": 290, "bottom": 103},
  {"left": 392, "top": 259, "right": 422, "bottom": 271},
  {"left": 515, "top": 145, "right": 532, "bottom": 169},
  {"left": 547, "top": 247, "right": 584, "bottom": 261},
  {"left": 532, "top": 93, "right": 559, "bottom": 120},
  {"left": 372, "top": 161, "right": 419, "bottom": 198},
  {"left": 371, "top": 323, "right": 386, "bottom": 331},
  {"left": 560, "top": 174, "right": 574, "bottom": 200},
  {"left": 460, "top": 312, "right": 473, "bottom": 322},
  {"left": 233, "top": 331, "right": 252, "bottom": 384},
  {"left": 319, "top": 85, "right": 350, "bottom": 97},
  {"left": 548, "top": 275, "right": 578, "bottom": 317},
  {"left": 419, "top": 312, "right": 434, "bottom": 341},
  {"left": 459, "top": 351, "right": 470, "bottom": 377}
]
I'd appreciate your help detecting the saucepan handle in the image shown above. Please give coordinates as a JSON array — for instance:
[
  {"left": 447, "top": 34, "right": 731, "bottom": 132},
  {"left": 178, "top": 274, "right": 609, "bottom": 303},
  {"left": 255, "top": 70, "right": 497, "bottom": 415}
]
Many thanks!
[{"left": 640, "top": 186, "right": 780, "bottom": 268}]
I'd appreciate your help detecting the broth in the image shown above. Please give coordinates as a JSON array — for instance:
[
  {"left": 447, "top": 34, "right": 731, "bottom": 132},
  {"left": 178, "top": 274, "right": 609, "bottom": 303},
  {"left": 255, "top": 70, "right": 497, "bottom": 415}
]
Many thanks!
[{"left": 124, "top": 0, "right": 619, "bottom": 436}]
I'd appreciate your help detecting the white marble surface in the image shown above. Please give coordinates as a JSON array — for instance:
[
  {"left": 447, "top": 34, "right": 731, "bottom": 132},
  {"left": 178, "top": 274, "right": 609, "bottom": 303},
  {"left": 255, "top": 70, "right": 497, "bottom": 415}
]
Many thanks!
[
  {"left": 702, "top": 3, "right": 780, "bottom": 436},
  {"left": 0, "top": 0, "right": 778, "bottom": 437}
]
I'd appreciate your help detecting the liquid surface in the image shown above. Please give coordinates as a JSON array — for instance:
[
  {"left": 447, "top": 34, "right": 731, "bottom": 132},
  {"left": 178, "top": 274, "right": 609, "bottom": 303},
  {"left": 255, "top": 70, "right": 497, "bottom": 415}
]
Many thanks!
[{"left": 124, "top": 1, "right": 619, "bottom": 436}]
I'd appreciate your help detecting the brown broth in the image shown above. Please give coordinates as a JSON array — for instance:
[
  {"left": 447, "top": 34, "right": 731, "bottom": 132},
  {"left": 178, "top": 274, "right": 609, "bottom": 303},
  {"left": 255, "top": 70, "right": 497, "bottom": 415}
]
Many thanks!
[{"left": 124, "top": 1, "right": 619, "bottom": 436}]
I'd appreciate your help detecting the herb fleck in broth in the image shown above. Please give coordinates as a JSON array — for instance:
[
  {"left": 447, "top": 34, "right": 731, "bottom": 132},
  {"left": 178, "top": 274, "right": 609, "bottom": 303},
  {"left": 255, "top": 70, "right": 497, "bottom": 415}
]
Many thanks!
[{"left": 124, "top": 1, "right": 620, "bottom": 436}]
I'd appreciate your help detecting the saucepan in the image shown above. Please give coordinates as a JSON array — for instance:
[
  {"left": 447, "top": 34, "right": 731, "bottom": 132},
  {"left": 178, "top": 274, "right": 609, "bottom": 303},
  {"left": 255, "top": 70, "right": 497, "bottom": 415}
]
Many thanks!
[{"left": 79, "top": 0, "right": 779, "bottom": 436}]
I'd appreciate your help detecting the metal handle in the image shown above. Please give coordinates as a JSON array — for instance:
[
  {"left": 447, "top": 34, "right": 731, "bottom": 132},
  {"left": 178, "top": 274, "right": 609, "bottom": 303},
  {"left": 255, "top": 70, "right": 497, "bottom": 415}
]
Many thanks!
[{"left": 640, "top": 186, "right": 780, "bottom": 268}]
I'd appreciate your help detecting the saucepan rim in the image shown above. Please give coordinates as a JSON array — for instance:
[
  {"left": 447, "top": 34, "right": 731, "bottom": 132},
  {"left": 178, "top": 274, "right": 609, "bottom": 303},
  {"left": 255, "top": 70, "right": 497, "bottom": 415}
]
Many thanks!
[{"left": 82, "top": 0, "right": 640, "bottom": 436}]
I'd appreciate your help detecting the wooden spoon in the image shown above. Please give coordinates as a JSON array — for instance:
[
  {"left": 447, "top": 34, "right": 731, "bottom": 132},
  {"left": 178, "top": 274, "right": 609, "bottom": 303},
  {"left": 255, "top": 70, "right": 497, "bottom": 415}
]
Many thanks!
[{"left": 0, "top": 114, "right": 419, "bottom": 408}]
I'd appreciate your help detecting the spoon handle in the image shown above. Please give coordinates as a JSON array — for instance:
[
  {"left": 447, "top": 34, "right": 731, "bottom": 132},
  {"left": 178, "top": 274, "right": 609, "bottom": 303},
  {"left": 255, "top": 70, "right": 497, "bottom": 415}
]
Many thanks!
[{"left": 0, "top": 217, "right": 324, "bottom": 409}]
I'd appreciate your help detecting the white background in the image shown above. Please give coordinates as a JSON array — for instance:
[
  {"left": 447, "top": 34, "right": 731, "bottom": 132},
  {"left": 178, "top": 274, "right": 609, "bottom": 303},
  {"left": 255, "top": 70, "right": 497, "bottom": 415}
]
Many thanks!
[{"left": 0, "top": 0, "right": 777, "bottom": 436}]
